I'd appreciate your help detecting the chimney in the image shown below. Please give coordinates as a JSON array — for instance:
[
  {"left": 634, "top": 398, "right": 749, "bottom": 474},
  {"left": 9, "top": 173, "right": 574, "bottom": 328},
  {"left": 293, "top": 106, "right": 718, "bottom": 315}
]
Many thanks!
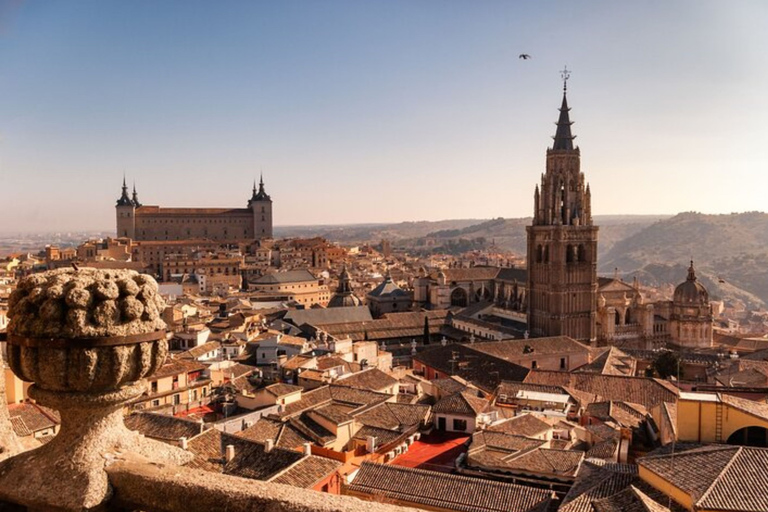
[
  {"left": 179, "top": 437, "right": 188, "bottom": 450},
  {"left": 265, "top": 439, "right": 274, "bottom": 453},
  {"left": 366, "top": 435, "right": 377, "bottom": 453},
  {"left": 303, "top": 443, "right": 312, "bottom": 456},
  {"left": 225, "top": 444, "right": 235, "bottom": 462}
]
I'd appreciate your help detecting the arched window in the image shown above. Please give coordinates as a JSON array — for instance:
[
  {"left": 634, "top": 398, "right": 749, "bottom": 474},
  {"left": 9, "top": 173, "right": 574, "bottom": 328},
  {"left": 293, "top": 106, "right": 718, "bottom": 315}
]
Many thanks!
[
  {"left": 625, "top": 309, "right": 632, "bottom": 325},
  {"left": 578, "top": 245, "right": 586, "bottom": 262},
  {"left": 536, "top": 245, "right": 543, "bottom": 263},
  {"left": 543, "top": 245, "right": 549, "bottom": 263},
  {"left": 566, "top": 245, "right": 574, "bottom": 263},
  {"left": 615, "top": 310, "right": 621, "bottom": 325}
]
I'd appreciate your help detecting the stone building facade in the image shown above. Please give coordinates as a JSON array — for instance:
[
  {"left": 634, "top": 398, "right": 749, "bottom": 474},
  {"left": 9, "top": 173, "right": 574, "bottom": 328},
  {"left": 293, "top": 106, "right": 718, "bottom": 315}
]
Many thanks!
[
  {"left": 116, "top": 177, "right": 273, "bottom": 242},
  {"left": 526, "top": 82, "right": 598, "bottom": 343}
]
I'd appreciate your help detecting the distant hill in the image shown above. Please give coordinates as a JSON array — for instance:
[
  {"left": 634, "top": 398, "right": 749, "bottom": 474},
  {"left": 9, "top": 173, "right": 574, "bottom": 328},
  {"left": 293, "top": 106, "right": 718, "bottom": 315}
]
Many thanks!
[{"left": 601, "top": 212, "right": 768, "bottom": 306}]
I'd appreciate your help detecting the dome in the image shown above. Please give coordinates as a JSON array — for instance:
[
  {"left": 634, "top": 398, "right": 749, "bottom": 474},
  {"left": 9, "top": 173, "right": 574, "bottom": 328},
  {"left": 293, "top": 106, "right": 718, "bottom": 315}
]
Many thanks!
[
  {"left": 673, "top": 261, "right": 709, "bottom": 305},
  {"left": 327, "top": 293, "right": 362, "bottom": 308}
]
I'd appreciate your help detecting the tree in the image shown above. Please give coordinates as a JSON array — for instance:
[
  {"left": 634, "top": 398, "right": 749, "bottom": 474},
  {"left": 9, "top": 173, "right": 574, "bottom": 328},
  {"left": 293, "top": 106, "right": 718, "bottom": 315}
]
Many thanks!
[
  {"left": 423, "top": 316, "right": 430, "bottom": 345},
  {"left": 650, "top": 351, "right": 680, "bottom": 379}
]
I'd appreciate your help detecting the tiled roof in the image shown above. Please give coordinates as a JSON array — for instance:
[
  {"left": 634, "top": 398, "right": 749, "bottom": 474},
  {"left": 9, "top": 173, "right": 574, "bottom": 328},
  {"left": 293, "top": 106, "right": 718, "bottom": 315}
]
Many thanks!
[
  {"left": 524, "top": 371, "right": 678, "bottom": 409},
  {"left": 501, "top": 448, "right": 584, "bottom": 478},
  {"left": 591, "top": 485, "right": 671, "bottom": 512},
  {"left": 335, "top": 368, "right": 398, "bottom": 392},
  {"left": 471, "top": 431, "right": 544, "bottom": 454},
  {"left": 283, "top": 306, "right": 372, "bottom": 327},
  {"left": 320, "top": 310, "right": 450, "bottom": 341},
  {"left": 124, "top": 412, "right": 204, "bottom": 441},
  {"left": 186, "top": 428, "right": 224, "bottom": 473},
  {"left": 487, "top": 414, "right": 551, "bottom": 438},
  {"left": 433, "top": 377, "right": 468, "bottom": 396},
  {"left": 7, "top": 403, "right": 59, "bottom": 435},
  {"left": 348, "top": 462, "right": 552, "bottom": 512},
  {"left": 177, "top": 340, "right": 221, "bottom": 360},
  {"left": 312, "top": 403, "right": 356, "bottom": 425},
  {"left": 237, "top": 417, "right": 313, "bottom": 450},
  {"left": 432, "top": 389, "right": 489, "bottom": 417},
  {"left": 638, "top": 445, "right": 768, "bottom": 512},
  {"left": 353, "top": 425, "right": 403, "bottom": 447},
  {"left": 559, "top": 461, "right": 640, "bottom": 512},
  {"left": 252, "top": 270, "right": 317, "bottom": 284},
  {"left": 269, "top": 454, "right": 340, "bottom": 489},
  {"left": 221, "top": 433, "right": 304, "bottom": 481},
  {"left": 289, "top": 413, "right": 336, "bottom": 445},
  {"left": 439, "top": 267, "right": 503, "bottom": 283},
  {"left": 473, "top": 337, "right": 592, "bottom": 359},
  {"left": 414, "top": 343, "right": 529, "bottom": 392},
  {"left": 152, "top": 357, "right": 206, "bottom": 379},
  {"left": 265, "top": 383, "right": 303, "bottom": 397},
  {"left": 355, "top": 402, "right": 430, "bottom": 430},
  {"left": 575, "top": 347, "right": 637, "bottom": 377}
]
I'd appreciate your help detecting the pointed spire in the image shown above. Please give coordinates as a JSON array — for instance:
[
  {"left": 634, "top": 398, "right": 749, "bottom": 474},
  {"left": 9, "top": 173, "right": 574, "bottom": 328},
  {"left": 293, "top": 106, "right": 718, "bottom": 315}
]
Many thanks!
[
  {"left": 687, "top": 260, "right": 697, "bottom": 281},
  {"left": 116, "top": 175, "right": 133, "bottom": 207},
  {"left": 552, "top": 66, "right": 575, "bottom": 151},
  {"left": 131, "top": 182, "right": 141, "bottom": 207}
]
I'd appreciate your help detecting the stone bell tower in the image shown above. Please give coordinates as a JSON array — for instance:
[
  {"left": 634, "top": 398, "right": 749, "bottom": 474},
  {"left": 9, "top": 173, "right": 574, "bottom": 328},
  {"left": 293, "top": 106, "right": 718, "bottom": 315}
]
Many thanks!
[
  {"left": 248, "top": 174, "right": 273, "bottom": 239},
  {"left": 526, "top": 69, "right": 599, "bottom": 343}
]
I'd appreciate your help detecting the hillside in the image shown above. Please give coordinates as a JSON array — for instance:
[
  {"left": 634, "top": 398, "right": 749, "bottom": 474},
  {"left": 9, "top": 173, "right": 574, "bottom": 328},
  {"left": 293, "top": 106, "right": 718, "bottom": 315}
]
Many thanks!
[{"left": 601, "top": 212, "right": 768, "bottom": 306}]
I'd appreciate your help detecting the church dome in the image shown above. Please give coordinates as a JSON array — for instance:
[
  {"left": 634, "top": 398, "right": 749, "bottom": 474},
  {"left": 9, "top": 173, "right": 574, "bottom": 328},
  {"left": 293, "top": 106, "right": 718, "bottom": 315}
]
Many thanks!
[
  {"left": 327, "top": 293, "right": 362, "bottom": 308},
  {"left": 327, "top": 264, "right": 362, "bottom": 308},
  {"left": 673, "top": 261, "right": 709, "bottom": 305}
]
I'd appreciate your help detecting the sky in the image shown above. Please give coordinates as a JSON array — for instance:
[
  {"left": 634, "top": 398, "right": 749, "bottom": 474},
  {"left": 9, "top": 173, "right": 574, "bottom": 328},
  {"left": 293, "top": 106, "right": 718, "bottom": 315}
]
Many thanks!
[{"left": 1, "top": 1, "right": 767, "bottom": 233}]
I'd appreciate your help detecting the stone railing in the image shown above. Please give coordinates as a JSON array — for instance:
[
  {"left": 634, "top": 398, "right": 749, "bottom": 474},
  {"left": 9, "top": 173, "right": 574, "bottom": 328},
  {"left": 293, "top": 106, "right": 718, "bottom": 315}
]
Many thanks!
[{"left": 0, "top": 268, "right": 412, "bottom": 511}]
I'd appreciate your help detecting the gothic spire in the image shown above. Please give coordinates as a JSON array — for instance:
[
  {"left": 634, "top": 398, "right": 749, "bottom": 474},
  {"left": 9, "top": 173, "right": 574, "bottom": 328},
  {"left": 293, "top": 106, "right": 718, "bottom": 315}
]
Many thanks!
[{"left": 552, "top": 66, "right": 575, "bottom": 151}]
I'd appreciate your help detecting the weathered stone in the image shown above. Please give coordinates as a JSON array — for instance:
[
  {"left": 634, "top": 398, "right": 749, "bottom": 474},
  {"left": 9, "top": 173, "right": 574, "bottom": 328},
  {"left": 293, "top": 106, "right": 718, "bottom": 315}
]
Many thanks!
[
  {"left": 106, "top": 453, "right": 417, "bottom": 512},
  {"left": 8, "top": 268, "right": 167, "bottom": 339},
  {"left": 0, "top": 267, "right": 189, "bottom": 511}
]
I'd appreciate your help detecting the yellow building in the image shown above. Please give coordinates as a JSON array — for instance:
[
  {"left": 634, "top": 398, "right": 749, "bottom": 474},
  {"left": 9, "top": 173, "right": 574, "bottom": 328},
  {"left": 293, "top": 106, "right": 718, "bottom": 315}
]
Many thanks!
[
  {"left": 248, "top": 269, "right": 330, "bottom": 306},
  {"left": 638, "top": 445, "right": 768, "bottom": 512},
  {"left": 652, "top": 391, "right": 768, "bottom": 446}
]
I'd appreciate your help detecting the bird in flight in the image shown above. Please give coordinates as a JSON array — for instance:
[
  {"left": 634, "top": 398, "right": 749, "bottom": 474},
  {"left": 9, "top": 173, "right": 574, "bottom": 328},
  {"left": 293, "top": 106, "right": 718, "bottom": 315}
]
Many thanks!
[{"left": 519, "top": 54, "right": 531, "bottom": 60}]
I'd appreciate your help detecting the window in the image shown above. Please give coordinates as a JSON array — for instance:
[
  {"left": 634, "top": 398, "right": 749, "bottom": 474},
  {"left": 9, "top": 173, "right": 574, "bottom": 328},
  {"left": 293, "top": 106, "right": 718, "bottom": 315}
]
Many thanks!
[
  {"left": 453, "top": 419, "right": 467, "bottom": 431},
  {"left": 151, "top": 381, "right": 158, "bottom": 393},
  {"left": 560, "top": 358, "right": 566, "bottom": 370},
  {"left": 531, "top": 360, "right": 537, "bottom": 369},
  {"left": 172, "top": 394, "right": 180, "bottom": 405}
]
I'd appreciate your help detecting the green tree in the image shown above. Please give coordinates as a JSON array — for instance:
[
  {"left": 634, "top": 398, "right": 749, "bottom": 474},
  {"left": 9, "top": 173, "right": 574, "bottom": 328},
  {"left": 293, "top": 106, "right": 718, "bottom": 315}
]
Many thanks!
[{"left": 651, "top": 351, "right": 680, "bottom": 379}]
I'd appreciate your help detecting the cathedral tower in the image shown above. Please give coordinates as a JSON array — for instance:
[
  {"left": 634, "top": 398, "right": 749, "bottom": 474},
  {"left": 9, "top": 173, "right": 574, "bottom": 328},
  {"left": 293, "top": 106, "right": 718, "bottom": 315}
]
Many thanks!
[
  {"left": 249, "top": 174, "right": 273, "bottom": 239},
  {"left": 115, "top": 177, "right": 136, "bottom": 239},
  {"left": 526, "top": 71, "right": 598, "bottom": 343}
]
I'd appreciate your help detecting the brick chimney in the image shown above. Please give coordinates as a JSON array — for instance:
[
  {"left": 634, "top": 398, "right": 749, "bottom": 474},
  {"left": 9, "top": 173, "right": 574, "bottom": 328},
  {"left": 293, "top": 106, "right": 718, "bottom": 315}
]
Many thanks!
[{"left": 225, "top": 444, "right": 235, "bottom": 462}]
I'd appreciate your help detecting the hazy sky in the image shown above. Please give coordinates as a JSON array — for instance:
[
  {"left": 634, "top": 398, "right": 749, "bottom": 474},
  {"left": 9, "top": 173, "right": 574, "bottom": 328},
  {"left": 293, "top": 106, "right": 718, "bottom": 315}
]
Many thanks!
[{"left": 1, "top": 1, "right": 767, "bottom": 233}]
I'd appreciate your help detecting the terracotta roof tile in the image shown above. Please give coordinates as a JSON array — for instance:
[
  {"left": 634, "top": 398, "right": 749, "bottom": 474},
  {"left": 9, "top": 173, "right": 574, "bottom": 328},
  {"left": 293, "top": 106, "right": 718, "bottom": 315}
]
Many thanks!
[{"left": 348, "top": 462, "right": 552, "bottom": 512}]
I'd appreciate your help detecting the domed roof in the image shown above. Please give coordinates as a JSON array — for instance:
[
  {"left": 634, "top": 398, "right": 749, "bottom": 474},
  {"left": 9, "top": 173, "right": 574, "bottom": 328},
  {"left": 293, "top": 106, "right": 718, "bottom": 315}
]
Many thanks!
[
  {"left": 327, "top": 264, "right": 362, "bottom": 308},
  {"left": 327, "top": 293, "right": 362, "bottom": 308},
  {"left": 673, "top": 261, "right": 709, "bottom": 305}
]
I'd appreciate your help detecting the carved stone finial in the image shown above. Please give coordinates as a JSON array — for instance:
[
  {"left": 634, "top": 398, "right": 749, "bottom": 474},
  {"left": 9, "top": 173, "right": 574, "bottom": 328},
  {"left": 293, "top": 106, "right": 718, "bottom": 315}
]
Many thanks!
[{"left": 0, "top": 268, "right": 192, "bottom": 511}]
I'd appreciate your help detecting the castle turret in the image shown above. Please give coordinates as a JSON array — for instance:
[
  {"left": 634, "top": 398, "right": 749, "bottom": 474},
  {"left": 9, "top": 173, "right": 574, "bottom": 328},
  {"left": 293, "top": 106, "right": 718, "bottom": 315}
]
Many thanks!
[
  {"left": 248, "top": 174, "right": 273, "bottom": 239},
  {"left": 116, "top": 177, "right": 136, "bottom": 239}
]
